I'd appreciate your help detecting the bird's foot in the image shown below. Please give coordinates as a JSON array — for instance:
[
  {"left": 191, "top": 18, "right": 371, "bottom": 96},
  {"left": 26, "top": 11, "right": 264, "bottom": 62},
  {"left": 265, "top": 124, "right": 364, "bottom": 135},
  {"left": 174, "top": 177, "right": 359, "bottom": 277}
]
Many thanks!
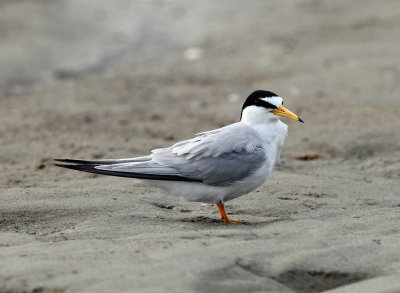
[
  {"left": 216, "top": 201, "right": 242, "bottom": 224},
  {"left": 219, "top": 217, "right": 242, "bottom": 224}
]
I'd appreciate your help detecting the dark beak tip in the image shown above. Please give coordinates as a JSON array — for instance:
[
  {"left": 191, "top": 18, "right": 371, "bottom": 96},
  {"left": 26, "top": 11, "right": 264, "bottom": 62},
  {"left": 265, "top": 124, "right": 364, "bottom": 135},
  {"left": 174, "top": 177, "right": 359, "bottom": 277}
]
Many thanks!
[{"left": 298, "top": 117, "right": 304, "bottom": 123}]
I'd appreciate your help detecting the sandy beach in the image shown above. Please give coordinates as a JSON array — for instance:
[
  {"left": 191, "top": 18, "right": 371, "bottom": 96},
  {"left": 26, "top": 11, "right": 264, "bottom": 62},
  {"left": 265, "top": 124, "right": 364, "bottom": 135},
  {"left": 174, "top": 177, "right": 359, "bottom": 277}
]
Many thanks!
[{"left": 1, "top": 1, "right": 400, "bottom": 292}]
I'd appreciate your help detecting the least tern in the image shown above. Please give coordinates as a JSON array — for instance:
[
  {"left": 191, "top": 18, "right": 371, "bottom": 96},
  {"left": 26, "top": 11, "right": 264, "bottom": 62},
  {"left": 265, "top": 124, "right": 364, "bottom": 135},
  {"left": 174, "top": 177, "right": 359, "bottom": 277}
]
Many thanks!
[{"left": 55, "top": 90, "right": 303, "bottom": 223}]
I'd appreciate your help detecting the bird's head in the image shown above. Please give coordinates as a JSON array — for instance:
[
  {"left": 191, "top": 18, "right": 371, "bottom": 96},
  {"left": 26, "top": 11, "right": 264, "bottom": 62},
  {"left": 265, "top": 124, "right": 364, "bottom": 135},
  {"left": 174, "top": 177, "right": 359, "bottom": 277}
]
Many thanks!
[{"left": 240, "top": 90, "right": 303, "bottom": 124}]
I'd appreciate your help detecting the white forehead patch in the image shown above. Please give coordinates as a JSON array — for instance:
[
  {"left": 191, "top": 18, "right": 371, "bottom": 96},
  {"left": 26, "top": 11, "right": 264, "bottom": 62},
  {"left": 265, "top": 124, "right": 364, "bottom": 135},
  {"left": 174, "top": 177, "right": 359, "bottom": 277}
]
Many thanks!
[{"left": 261, "top": 96, "right": 283, "bottom": 108}]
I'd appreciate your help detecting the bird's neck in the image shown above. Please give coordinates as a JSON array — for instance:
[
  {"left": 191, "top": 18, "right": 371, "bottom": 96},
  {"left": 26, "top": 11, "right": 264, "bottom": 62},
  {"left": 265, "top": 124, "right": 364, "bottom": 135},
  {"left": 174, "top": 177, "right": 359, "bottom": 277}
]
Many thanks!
[
  {"left": 241, "top": 106, "right": 279, "bottom": 126},
  {"left": 241, "top": 106, "right": 288, "bottom": 145}
]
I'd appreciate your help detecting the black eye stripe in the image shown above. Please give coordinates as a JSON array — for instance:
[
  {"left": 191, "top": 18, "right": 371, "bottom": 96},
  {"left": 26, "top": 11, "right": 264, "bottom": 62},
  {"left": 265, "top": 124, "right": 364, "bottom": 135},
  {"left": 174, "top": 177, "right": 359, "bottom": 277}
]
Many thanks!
[{"left": 256, "top": 99, "right": 278, "bottom": 109}]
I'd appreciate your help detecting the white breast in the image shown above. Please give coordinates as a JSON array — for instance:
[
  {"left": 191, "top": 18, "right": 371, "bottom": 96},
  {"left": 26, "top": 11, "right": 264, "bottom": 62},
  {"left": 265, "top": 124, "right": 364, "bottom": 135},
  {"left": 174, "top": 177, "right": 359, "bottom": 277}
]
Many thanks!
[{"left": 222, "top": 119, "right": 288, "bottom": 201}]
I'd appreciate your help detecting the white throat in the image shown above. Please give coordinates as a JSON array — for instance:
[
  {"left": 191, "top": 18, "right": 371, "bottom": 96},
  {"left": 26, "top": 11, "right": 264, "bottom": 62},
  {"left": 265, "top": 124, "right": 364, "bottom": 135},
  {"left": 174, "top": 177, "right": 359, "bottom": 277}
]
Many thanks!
[{"left": 241, "top": 106, "right": 279, "bottom": 126}]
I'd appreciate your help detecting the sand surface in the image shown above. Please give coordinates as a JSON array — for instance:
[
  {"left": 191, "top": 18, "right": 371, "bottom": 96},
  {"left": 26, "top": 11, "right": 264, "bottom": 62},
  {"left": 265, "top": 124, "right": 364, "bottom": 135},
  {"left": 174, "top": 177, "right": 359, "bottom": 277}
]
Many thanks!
[{"left": 1, "top": 1, "right": 400, "bottom": 292}]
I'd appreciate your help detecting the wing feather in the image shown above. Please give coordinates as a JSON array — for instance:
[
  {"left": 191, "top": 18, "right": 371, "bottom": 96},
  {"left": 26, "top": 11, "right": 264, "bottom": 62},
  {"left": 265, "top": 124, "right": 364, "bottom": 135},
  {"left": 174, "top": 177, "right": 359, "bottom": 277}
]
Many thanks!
[
  {"left": 54, "top": 156, "right": 151, "bottom": 165},
  {"left": 152, "top": 123, "right": 266, "bottom": 186},
  {"left": 55, "top": 123, "right": 266, "bottom": 186}
]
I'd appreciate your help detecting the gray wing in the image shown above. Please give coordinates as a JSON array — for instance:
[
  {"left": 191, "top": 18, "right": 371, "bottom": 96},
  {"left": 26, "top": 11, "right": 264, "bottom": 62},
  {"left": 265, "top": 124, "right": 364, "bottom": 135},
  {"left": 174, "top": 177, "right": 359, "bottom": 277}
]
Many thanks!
[
  {"left": 151, "top": 123, "right": 266, "bottom": 186},
  {"left": 152, "top": 147, "right": 265, "bottom": 186},
  {"left": 57, "top": 123, "right": 266, "bottom": 186}
]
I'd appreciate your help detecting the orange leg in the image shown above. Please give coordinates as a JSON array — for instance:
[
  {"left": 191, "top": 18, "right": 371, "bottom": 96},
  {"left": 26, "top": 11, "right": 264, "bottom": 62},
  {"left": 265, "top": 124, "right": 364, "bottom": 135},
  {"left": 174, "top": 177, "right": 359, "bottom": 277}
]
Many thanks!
[{"left": 216, "top": 201, "right": 242, "bottom": 224}]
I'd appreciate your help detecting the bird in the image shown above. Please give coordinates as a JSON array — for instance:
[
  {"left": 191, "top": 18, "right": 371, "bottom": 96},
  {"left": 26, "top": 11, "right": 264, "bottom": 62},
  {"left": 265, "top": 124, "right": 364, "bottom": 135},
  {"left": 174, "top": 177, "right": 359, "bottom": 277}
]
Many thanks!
[{"left": 55, "top": 90, "right": 303, "bottom": 224}]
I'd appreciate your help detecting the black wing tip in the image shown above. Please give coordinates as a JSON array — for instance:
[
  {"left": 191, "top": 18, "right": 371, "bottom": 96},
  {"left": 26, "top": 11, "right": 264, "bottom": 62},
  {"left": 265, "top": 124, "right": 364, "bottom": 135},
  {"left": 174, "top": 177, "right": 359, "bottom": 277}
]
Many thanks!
[
  {"left": 54, "top": 159, "right": 82, "bottom": 163},
  {"left": 54, "top": 158, "right": 100, "bottom": 165},
  {"left": 298, "top": 117, "right": 304, "bottom": 123},
  {"left": 54, "top": 163, "right": 96, "bottom": 171}
]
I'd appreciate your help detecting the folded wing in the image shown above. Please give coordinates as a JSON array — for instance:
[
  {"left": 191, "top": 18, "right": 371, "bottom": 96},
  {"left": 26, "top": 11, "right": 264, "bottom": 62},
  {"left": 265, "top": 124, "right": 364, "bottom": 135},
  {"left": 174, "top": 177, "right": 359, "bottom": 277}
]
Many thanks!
[
  {"left": 55, "top": 123, "right": 266, "bottom": 186},
  {"left": 151, "top": 123, "right": 266, "bottom": 185}
]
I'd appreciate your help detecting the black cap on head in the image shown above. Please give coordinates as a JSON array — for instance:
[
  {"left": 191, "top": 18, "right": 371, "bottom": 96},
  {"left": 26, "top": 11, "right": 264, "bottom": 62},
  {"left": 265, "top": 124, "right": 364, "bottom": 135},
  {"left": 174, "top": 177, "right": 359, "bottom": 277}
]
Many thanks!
[{"left": 241, "top": 90, "right": 279, "bottom": 114}]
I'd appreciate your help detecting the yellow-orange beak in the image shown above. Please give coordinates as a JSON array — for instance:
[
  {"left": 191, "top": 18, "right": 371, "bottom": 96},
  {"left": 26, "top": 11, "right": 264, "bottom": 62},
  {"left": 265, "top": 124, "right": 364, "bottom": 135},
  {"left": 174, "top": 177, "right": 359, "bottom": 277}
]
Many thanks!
[{"left": 271, "top": 105, "right": 304, "bottom": 123}]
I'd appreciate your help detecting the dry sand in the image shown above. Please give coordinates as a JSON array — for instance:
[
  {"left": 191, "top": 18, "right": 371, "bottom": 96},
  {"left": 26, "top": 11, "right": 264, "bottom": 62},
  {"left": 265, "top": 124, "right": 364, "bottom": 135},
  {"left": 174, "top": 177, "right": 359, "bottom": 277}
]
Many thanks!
[{"left": 1, "top": 1, "right": 400, "bottom": 292}]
